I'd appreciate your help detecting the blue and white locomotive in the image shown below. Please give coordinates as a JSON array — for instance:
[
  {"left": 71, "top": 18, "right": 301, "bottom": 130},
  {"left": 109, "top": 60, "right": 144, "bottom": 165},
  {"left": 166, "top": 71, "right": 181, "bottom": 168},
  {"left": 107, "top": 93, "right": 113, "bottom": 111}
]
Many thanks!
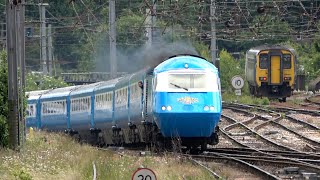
[{"left": 26, "top": 54, "right": 222, "bottom": 150}]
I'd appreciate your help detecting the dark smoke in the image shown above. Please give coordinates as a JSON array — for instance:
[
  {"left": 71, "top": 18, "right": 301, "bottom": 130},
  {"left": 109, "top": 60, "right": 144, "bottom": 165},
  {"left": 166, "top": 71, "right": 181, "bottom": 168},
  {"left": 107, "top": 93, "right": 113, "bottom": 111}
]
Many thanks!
[
  {"left": 142, "top": 41, "right": 199, "bottom": 69},
  {"left": 94, "top": 36, "right": 199, "bottom": 74}
]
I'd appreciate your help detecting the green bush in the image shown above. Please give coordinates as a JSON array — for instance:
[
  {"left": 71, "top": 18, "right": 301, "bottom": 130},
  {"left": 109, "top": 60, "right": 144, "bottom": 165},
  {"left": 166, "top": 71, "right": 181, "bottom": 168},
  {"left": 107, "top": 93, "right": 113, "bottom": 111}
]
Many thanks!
[
  {"left": 13, "top": 169, "right": 33, "bottom": 180},
  {"left": 26, "top": 73, "right": 69, "bottom": 91},
  {"left": 0, "top": 51, "right": 8, "bottom": 147},
  {"left": 0, "top": 50, "right": 28, "bottom": 148},
  {"left": 219, "top": 50, "right": 243, "bottom": 92}
]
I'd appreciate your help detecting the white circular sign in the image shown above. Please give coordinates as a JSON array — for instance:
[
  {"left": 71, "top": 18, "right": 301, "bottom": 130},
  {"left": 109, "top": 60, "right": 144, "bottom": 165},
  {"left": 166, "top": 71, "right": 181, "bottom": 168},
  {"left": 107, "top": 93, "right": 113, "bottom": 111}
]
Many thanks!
[
  {"left": 132, "top": 168, "right": 157, "bottom": 180},
  {"left": 231, "top": 75, "right": 244, "bottom": 89}
]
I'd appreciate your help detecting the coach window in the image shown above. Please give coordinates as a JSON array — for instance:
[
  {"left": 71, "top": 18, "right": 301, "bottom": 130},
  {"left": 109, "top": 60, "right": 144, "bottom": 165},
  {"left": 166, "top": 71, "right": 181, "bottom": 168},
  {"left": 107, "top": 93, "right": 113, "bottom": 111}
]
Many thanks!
[
  {"left": 107, "top": 93, "right": 110, "bottom": 108},
  {"left": 83, "top": 98, "right": 86, "bottom": 111},
  {"left": 82, "top": 98, "right": 84, "bottom": 111},
  {"left": 116, "top": 91, "right": 119, "bottom": 104},
  {"left": 282, "top": 54, "right": 291, "bottom": 69},
  {"left": 78, "top": 99, "right": 81, "bottom": 111},
  {"left": 81, "top": 98, "right": 87, "bottom": 111},
  {"left": 48, "top": 103, "right": 52, "bottom": 114},
  {"left": 85, "top": 98, "right": 88, "bottom": 110},
  {"left": 79, "top": 99, "right": 82, "bottom": 111},
  {"left": 259, "top": 54, "right": 268, "bottom": 69},
  {"left": 73, "top": 100, "right": 76, "bottom": 112},
  {"left": 76, "top": 99, "right": 79, "bottom": 111},
  {"left": 78, "top": 99, "right": 80, "bottom": 111},
  {"left": 28, "top": 105, "right": 35, "bottom": 116},
  {"left": 62, "top": 101, "right": 65, "bottom": 113}
]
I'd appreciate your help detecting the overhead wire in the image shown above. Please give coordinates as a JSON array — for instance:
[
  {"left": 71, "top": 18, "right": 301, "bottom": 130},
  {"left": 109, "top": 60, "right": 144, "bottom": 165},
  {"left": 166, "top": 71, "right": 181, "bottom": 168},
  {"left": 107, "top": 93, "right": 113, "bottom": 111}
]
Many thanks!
[
  {"left": 24, "top": 0, "right": 320, "bottom": 72},
  {"left": 70, "top": 1, "right": 95, "bottom": 52},
  {"left": 160, "top": 0, "right": 320, "bottom": 41}
]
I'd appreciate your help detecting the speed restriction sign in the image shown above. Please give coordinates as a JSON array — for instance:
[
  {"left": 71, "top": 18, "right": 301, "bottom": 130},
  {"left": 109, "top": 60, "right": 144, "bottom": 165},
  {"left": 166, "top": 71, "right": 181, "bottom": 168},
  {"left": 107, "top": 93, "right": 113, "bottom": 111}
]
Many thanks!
[
  {"left": 231, "top": 75, "right": 244, "bottom": 89},
  {"left": 132, "top": 168, "right": 157, "bottom": 180}
]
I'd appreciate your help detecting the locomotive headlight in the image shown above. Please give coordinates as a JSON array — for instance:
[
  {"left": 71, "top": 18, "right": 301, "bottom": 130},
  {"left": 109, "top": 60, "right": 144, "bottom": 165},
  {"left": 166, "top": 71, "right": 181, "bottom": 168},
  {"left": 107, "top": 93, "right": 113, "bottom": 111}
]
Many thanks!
[
  {"left": 204, "top": 106, "right": 209, "bottom": 111},
  {"left": 167, "top": 106, "right": 172, "bottom": 111},
  {"left": 210, "top": 106, "right": 215, "bottom": 111},
  {"left": 284, "top": 77, "right": 291, "bottom": 81},
  {"left": 259, "top": 77, "right": 267, "bottom": 81},
  {"left": 161, "top": 106, "right": 166, "bottom": 110},
  {"left": 184, "top": 63, "right": 189, "bottom": 69}
]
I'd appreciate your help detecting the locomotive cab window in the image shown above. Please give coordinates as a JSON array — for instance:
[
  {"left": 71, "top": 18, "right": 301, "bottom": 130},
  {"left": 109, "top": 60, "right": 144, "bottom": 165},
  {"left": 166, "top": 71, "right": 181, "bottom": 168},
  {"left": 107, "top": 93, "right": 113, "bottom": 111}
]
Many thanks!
[
  {"left": 282, "top": 54, "right": 291, "bottom": 69},
  {"left": 155, "top": 70, "right": 219, "bottom": 92},
  {"left": 27, "top": 104, "right": 36, "bottom": 117},
  {"left": 259, "top": 54, "right": 268, "bottom": 69}
]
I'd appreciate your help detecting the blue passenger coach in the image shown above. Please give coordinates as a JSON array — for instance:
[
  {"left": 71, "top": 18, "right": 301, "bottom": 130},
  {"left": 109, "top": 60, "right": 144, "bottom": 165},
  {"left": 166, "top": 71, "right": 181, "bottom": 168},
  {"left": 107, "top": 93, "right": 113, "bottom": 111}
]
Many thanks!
[{"left": 26, "top": 90, "right": 49, "bottom": 128}]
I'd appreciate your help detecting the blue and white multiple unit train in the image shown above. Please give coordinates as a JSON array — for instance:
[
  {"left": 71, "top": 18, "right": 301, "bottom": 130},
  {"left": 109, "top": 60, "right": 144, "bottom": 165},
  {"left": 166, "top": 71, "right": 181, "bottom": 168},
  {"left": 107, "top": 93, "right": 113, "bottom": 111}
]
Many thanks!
[{"left": 26, "top": 55, "right": 222, "bottom": 150}]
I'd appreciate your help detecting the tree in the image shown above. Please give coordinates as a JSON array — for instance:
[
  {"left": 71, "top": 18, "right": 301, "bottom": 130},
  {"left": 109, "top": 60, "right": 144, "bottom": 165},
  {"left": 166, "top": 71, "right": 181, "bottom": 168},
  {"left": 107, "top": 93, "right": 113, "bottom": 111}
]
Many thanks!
[
  {"left": 0, "top": 51, "right": 8, "bottom": 147},
  {"left": 219, "top": 50, "right": 244, "bottom": 92},
  {"left": 26, "top": 73, "right": 69, "bottom": 91},
  {"left": 288, "top": 40, "right": 320, "bottom": 82}
]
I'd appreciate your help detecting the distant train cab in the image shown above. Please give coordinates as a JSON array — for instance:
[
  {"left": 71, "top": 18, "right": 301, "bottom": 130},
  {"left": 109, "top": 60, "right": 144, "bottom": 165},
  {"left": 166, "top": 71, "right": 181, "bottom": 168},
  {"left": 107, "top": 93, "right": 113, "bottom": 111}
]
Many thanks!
[{"left": 245, "top": 45, "right": 297, "bottom": 102}]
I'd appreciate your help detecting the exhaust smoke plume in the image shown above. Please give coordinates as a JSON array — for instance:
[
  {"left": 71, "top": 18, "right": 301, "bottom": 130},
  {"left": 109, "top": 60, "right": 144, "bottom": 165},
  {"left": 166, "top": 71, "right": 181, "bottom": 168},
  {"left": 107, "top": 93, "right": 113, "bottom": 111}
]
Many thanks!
[{"left": 94, "top": 37, "right": 199, "bottom": 74}]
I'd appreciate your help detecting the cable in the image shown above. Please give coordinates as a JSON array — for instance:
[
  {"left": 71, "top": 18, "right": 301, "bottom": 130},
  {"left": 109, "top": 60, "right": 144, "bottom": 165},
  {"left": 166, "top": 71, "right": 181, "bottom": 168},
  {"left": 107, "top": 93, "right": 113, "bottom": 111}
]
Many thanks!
[{"left": 71, "top": 1, "right": 94, "bottom": 52}]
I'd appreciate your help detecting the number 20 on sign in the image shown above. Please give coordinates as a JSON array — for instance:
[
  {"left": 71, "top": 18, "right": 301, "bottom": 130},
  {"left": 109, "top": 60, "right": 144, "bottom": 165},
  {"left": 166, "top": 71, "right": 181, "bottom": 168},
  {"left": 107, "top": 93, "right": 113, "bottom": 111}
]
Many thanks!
[{"left": 132, "top": 168, "right": 157, "bottom": 180}]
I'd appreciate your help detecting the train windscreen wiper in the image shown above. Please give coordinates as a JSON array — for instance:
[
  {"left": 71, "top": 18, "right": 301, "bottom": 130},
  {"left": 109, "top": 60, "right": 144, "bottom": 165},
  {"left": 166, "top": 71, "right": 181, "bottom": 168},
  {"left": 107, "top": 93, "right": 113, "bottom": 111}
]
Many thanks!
[{"left": 170, "top": 83, "right": 188, "bottom": 91}]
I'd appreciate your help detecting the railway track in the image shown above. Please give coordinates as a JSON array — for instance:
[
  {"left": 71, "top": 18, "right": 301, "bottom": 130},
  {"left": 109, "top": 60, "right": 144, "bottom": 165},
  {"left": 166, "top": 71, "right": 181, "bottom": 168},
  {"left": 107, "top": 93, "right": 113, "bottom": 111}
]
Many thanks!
[
  {"left": 222, "top": 103, "right": 320, "bottom": 153},
  {"left": 185, "top": 152, "right": 280, "bottom": 180},
  {"left": 306, "top": 94, "right": 320, "bottom": 106},
  {"left": 224, "top": 102, "right": 320, "bottom": 116},
  {"left": 222, "top": 113, "right": 297, "bottom": 151},
  {"left": 185, "top": 147, "right": 320, "bottom": 179},
  {"left": 221, "top": 107, "right": 297, "bottom": 151},
  {"left": 92, "top": 102, "right": 320, "bottom": 179}
]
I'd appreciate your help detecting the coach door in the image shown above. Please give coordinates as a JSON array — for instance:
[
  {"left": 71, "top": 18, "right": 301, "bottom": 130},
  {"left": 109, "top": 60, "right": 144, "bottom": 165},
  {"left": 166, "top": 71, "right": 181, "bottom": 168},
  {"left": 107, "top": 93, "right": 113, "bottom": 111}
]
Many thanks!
[
  {"left": 142, "top": 75, "right": 153, "bottom": 123},
  {"left": 142, "top": 78, "right": 148, "bottom": 121},
  {"left": 270, "top": 56, "right": 281, "bottom": 84}
]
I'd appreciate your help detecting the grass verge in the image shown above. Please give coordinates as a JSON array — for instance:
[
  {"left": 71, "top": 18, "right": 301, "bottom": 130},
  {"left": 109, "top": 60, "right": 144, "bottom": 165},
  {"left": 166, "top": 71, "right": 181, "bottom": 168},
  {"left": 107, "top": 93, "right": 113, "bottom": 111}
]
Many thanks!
[
  {"left": 0, "top": 132, "right": 214, "bottom": 180},
  {"left": 222, "top": 92, "right": 270, "bottom": 105}
]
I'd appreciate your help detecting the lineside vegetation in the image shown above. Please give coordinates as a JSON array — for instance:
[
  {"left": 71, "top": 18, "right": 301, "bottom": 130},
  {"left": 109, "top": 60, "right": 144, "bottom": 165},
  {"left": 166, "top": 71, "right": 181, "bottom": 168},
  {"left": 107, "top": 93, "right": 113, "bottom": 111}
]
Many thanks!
[{"left": 0, "top": 132, "right": 213, "bottom": 179}]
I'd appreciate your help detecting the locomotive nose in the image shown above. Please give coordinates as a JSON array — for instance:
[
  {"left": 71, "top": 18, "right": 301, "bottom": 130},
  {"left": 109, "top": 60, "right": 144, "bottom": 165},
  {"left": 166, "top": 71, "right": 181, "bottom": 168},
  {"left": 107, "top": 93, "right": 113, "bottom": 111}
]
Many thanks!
[{"left": 154, "top": 112, "right": 220, "bottom": 137}]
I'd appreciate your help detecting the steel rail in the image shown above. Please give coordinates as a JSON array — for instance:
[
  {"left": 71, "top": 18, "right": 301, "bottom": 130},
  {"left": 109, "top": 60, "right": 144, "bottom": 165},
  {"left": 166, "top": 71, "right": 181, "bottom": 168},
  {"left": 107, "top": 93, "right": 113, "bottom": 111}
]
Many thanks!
[
  {"left": 185, "top": 156, "right": 223, "bottom": 179},
  {"left": 306, "top": 95, "right": 320, "bottom": 106},
  {"left": 210, "top": 148, "right": 320, "bottom": 160},
  {"left": 203, "top": 152, "right": 320, "bottom": 168},
  {"left": 222, "top": 114, "right": 296, "bottom": 151},
  {"left": 286, "top": 115, "right": 320, "bottom": 130},
  {"left": 258, "top": 118, "right": 320, "bottom": 148},
  {"left": 191, "top": 153, "right": 281, "bottom": 180},
  {"left": 223, "top": 102, "right": 320, "bottom": 116},
  {"left": 224, "top": 105, "right": 320, "bottom": 153}
]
